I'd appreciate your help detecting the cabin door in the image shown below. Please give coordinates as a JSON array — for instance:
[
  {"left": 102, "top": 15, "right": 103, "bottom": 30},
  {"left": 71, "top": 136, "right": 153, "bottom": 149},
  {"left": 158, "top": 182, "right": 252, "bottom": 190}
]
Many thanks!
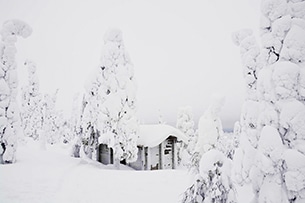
[{"left": 98, "top": 144, "right": 113, "bottom": 165}]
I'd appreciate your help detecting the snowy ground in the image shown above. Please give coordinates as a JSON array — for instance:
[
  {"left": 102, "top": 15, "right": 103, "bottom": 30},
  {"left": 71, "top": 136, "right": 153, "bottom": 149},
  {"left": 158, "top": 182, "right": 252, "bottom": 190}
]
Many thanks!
[
  {"left": 0, "top": 139, "right": 253, "bottom": 203},
  {"left": 0, "top": 139, "right": 191, "bottom": 203}
]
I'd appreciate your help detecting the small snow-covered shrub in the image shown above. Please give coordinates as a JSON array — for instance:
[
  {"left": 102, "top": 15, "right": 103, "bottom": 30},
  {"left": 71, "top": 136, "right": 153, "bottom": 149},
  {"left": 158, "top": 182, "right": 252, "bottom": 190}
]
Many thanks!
[
  {"left": 176, "top": 106, "right": 196, "bottom": 166},
  {"left": 183, "top": 96, "right": 236, "bottom": 203}
]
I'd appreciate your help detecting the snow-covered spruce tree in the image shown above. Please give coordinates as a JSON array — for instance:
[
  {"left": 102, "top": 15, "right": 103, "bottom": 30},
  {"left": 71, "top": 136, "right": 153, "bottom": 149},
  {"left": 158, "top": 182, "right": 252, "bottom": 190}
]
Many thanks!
[
  {"left": 20, "top": 60, "right": 43, "bottom": 140},
  {"left": 217, "top": 131, "right": 239, "bottom": 160},
  {"left": 183, "top": 95, "right": 236, "bottom": 203},
  {"left": 234, "top": 1, "right": 305, "bottom": 202},
  {"left": 66, "top": 93, "right": 82, "bottom": 156},
  {"left": 43, "top": 90, "right": 61, "bottom": 145},
  {"left": 231, "top": 29, "right": 262, "bottom": 185},
  {"left": 60, "top": 93, "right": 80, "bottom": 145},
  {"left": 80, "top": 29, "right": 139, "bottom": 166},
  {"left": 191, "top": 95, "right": 226, "bottom": 173},
  {"left": 72, "top": 94, "right": 86, "bottom": 158},
  {"left": 68, "top": 93, "right": 81, "bottom": 143},
  {"left": 80, "top": 75, "right": 101, "bottom": 159},
  {"left": 176, "top": 106, "right": 196, "bottom": 166},
  {"left": 98, "top": 29, "right": 139, "bottom": 168},
  {"left": 0, "top": 20, "right": 32, "bottom": 164}
]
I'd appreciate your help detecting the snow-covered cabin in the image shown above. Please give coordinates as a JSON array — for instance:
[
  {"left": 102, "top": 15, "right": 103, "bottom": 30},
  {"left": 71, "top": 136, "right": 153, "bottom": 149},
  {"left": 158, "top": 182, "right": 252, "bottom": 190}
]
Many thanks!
[{"left": 98, "top": 124, "right": 187, "bottom": 170}]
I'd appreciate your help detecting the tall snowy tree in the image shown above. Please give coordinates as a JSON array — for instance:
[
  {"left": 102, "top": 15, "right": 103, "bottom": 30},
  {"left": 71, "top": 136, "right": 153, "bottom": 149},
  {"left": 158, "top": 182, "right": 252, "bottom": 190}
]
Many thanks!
[
  {"left": 182, "top": 96, "right": 236, "bottom": 203},
  {"left": 231, "top": 29, "right": 262, "bottom": 185},
  {"left": 176, "top": 106, "right": 196, "bottom": 166},
  {"left": 69, "top": 93, "right": 81, "bottom": 143},
  {"left": 44, "top": 90, "right": 64, "bottom": 144},
  {"left": 64, "top": 93, "right": 82, "bottom": 157},
  {"left": 80, "top": 71, "right": 103, "bottom": 159},
  {"left": 72, "top": 94, "right": 86, "bottom": 158},
  {"left": 193, "top": 95, "right": 226, "bottom": 164},
  {"left": 0, "top": 20, "right": 32, "bottom": 164},
  {"left": 20, "top": 60, "right": 43, "bottom": 140},
  {"left": 42, "top": 90, "right": 61, "bottom": 145},
  {"left": 81, "top": 29, "right": 139, "bottom": 167},
  {"left": 98, "top": 29, "right": 139, "bottom": 168},
  {"left": 233, "top": 0, "right": 305, "bottom": 202}
]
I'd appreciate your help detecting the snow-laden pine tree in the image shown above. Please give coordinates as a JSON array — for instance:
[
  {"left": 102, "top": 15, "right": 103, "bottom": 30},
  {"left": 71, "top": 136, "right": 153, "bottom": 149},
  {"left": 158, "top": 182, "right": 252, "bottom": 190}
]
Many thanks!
[
  {"left": 72, "top": 94, "right": 86, "bottom": 158},
  {"left": 0, "top": 20, "right": 32, "bottom": 164},
  {"left": 81, "top": 71, "right": 102, "bottom": 159},
  {"left": 231, "top": 29, "right": 262, "bottom": 185},
  {"left": 80, "top": 29, "right": 138, "bottom": 167},
  {"left": 60, "top": 93, "right": 81, "bottom": 145},
  {"left": 192, "top": 95, "right": 226, "bottom": 171},
  {"left": 176, "top": 106, "right": 196, "bottom": 166},
  {"left": 69, "top": 93, "right": 81, "bottom": 142},
  {"left": 183, "top": 95, "right": 236, "bottom": 203},
  {"left": 233, "top": 0, "right": 305, "bottom": 202},
  {"left": 66, "top": 93, "right": 82, "bottom": 156},
  {"left": 43, "top": 90, "right": 61, "bottom": 145},
  {"left": 20, "top": 60, "right": 43, "bottom": 140},
  {"left": 98, "top": 29, "right": 139, "bottom": 168}
]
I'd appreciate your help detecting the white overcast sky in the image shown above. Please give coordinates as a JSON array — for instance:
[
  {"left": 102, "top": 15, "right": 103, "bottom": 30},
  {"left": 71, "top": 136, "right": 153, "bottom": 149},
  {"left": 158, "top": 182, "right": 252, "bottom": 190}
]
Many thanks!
[{"left": 0, "top": 0, "right": 261, "bottom": 129}]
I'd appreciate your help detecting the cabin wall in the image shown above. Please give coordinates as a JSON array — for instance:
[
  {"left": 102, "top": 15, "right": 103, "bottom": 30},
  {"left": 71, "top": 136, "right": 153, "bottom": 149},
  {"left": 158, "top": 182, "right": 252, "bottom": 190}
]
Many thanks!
[
  {"left": 148, "top": 145, "right": 160, "bottom": 170},
  {"left": 139, "top": 137, "right": 178, "bottom": 170},
  {"left": 162, "top": 137, "right": 177, "bottom": 169},
  {"left": 97, "top": 136, "right": 181, "bottom": 170}
]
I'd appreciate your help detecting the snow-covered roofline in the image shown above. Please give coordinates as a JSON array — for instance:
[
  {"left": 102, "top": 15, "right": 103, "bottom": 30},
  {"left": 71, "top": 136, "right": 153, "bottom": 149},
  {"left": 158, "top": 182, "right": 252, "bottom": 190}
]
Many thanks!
[{"left": 137, "top": 124, "right": 187, "bottom": 148}]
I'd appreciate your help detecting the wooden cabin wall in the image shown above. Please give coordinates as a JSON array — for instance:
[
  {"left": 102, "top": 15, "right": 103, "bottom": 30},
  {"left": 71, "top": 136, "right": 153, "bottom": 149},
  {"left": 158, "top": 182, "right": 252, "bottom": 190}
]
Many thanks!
[
  {"left": 162, "top": 137, "right": 176, "bottom": 169},
  {"left": 97, "top": 136, "right": 180, "bottom": 170},
  {"left": 149, "top": 145, "right": 160, "bottom": 170}
]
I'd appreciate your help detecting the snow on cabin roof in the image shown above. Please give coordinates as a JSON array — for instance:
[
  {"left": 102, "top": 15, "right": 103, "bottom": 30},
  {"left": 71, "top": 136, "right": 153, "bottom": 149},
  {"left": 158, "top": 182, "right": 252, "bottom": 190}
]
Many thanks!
[{"left": 137, "top": 124, "right": 187, "bottom": 148}]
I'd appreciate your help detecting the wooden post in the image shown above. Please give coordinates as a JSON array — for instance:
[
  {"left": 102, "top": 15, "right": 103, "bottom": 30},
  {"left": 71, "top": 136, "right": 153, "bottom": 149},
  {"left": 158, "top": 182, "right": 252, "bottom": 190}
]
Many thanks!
[
  {"left": 172, "top": 138, "right": 176, "bottom": 169},
  {"left": 144, "top": 147, "right": 149, "bottom": 170},
  {"left": 114, "top": 158, "right": 120, "bottom": 169},
  {"left": 141, "top": 147, "right": 145, "bottom": 170},
  {"left": 159, "top": 142, "right": 163, "bottom": 169}
]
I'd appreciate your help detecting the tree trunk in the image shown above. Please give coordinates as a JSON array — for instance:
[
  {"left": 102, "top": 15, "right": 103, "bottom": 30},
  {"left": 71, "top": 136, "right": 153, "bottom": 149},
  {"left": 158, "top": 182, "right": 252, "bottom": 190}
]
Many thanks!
[{"left": 114, "top": 158, "right": 120, "bottom": 169}]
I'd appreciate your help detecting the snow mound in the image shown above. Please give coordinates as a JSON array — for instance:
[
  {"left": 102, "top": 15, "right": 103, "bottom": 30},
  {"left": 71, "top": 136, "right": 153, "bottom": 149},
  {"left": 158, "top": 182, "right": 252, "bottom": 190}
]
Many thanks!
[
  {"left": 272, "top": 61, "right": 299, "bottom": 100},
  {"left": 281, "top": 25, "right": 305, "bottom": 63},
  {"left": 258, "top": 126, "right": 283, "bottom": 162},
  {"left": 283, "top": 149, "right": 305, "bottom": 171},
  {"left": 283, "top": 149, "right": 305, "bottom": 194},
  {"left": 277, "top": 99, "right": 305, "bottom": 142},
  {"left": 257, "top": 66, "right": 276, "bottom": 102},
  {"left": 0, "top": 78, "right": 10, "bottom": 96},
  {"left": 261, "top": 0, "right": 288, "bottom": 21},
  {"left": 199, "top": 149, "right": 227, "bottom": 177}
]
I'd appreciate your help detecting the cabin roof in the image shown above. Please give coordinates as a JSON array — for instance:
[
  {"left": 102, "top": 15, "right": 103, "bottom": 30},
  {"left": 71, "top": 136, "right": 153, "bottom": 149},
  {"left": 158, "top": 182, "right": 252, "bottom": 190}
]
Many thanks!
[{"left": 137, "top": 124, "right": 187, "bottom": 148}]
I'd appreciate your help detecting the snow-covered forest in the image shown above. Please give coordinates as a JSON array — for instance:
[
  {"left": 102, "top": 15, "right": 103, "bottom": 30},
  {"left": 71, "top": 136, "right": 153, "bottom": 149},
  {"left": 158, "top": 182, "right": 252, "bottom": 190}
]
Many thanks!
[{"left": 1, "top": 0, "right": 305, "bottom": 202}]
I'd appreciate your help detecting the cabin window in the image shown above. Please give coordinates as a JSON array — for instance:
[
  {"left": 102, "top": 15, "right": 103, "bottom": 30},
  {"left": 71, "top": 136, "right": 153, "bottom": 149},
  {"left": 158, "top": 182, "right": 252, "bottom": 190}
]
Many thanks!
[{"left": 164, "top": 149, "right": 171, "bottom": 155}]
